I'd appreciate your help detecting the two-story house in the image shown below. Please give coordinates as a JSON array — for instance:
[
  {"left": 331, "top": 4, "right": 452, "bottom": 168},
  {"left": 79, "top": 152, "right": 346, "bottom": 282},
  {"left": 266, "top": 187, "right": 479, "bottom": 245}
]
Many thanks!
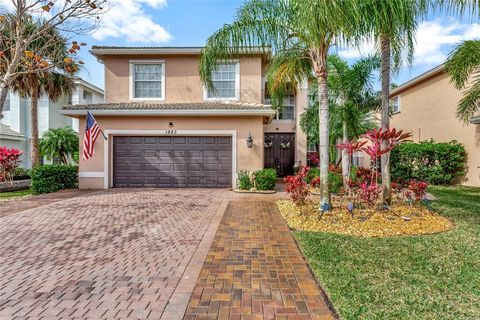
[
  {"left": 0, "top": 79, "right": 104, "bottom": 168},
  {"left": 61, "top": 46, "right": 308, "bottom": 189},
  {"left": 390, "top": 65, "right": 479, "bottom": 187}
]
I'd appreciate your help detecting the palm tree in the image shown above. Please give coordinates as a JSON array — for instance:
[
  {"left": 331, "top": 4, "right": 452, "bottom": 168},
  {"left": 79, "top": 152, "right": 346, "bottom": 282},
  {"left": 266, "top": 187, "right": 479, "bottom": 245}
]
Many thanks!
[
  {"left": 199, "top": 0, "right": 360, "bottom": 210},
  {"left": 445, "top": 40, "right": 480, "bottom": 122},
  {"left": 7, "top": 17, "right": 74, "bottom": 167},
  {"left": 357, "top": 0, "right": 428, "bottom": 205},
  {"left": 40, "top": 127, "right": 79, "bottom": 164},
  {"left": 327, "top": 54, "right": 380, "bottom": 189}
]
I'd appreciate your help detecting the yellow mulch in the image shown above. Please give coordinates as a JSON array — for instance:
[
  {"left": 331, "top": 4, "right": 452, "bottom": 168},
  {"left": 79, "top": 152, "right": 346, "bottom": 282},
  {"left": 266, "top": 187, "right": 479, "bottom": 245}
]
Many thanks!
[{"left": 276, "top": 200, "right": 453, "bottom": 238}]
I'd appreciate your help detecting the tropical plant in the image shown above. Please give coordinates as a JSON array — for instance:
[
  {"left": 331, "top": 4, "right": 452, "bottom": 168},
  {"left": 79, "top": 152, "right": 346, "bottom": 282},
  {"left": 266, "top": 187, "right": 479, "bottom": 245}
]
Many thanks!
[
  {"left": 0, "top": 0, "right": 104, "bottom": 117},
  {"left": 39, "top": 127, "right": 79, "bottom": 165},
  {"left": 6, "top": 16, "right": 75, "bottom": 167},
  {"left": 445, "top": 40, "right": 480, "bottom": 122},
  {"left": 327, "top": 54, "right": 380, "bottom": 190},
  {"left": 0, "top": 146, "right": 22, "bottom": 185},
  {"left": 357, "top": 0, "right": 428, "bottom": 205},
  {"left": 199, "top": 0, "right": 361, "bottom": 210},
  {"left": 285, "top": 166, "right": 311, "bottom": 206}
]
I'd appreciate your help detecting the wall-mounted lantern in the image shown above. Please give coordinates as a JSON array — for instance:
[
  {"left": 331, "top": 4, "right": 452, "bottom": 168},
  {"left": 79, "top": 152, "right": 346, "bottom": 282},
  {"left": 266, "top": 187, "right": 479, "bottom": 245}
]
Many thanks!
[{"left": 246, "top": 132, "right": 254, "bottom": 148}]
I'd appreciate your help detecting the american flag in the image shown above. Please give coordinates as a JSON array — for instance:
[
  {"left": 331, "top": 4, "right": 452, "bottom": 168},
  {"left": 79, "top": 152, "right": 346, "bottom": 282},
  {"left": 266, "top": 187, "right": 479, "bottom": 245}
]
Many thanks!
[{"left": 82, "top": 110, "right": 101, "bottom": 161}]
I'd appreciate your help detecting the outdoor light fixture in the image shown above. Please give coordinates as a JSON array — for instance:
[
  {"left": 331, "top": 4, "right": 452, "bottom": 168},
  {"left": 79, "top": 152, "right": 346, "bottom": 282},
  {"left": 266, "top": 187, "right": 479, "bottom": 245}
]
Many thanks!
[
  {"left": 168, "top": 122, "right": 174, "bottom": 127},
  {"left": 246, "top": 132, "right": 254, "bottom": 148}
]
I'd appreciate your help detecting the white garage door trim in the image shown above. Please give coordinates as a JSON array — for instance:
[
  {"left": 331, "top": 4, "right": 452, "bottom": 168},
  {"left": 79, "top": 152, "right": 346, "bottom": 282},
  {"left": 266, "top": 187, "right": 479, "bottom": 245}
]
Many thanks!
[{"left": 103, "top": 129, "right": 237, "bottom": 189}]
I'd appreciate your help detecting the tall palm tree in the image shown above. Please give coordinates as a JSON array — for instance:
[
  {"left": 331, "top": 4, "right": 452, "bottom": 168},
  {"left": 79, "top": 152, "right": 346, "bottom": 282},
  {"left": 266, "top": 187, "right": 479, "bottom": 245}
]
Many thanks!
[
  {"left": 7, "top": 17, "right": 74, "bottom": 167},
  {"left": 199, "top": 0, "right": 360, "bottom": 210},
  {"left": 40, "top": 127, "right": 79, "bottom": 164},
  {"left": 357, "top": 0, "right": 427, "bottom": 205},
  {"left": 327, "top": 54, "right": 380, "bottom": 189},
  {"left": 445, "top": 41, "right": 480, "bottom": 121}
]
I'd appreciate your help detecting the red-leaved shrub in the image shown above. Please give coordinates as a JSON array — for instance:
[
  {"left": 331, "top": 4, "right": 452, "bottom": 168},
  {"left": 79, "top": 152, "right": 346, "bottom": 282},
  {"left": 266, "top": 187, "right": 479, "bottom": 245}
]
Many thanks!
[
  {"left": 406, "top": 179, "right": 428, "bottom": 201},
  {"left": 359, "top": 182, "right": 381, "bottom": 205},
  {"left": 285, "top": 166, "right": 310, "bottom": 206},
  {"left": 0, "top": 147, "right": 22, "bottom": 185}
]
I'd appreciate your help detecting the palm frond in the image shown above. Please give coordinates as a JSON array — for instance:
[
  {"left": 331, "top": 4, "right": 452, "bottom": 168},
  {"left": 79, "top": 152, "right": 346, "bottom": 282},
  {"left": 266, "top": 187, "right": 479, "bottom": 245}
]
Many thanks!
[
  {"left": 445, "top": 40, "right": 480, "bottom": 89},
  {"left": 457, "top": 76, "right": 480, "bottom": 121}
]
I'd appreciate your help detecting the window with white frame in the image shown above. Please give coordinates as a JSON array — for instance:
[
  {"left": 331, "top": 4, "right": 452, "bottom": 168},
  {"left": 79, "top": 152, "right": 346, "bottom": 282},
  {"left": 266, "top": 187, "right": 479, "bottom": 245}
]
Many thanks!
[
  {"left": 206, "top": 63, "right": 239, "bottom": 99},
  {"left": 131, "top": 61, "right": 164, "bottom": 99},
  {"left": 352, "top": 151, "right": 362, "bottom": 166},
  {"left": 264, "top": 95, "right": 296, "bottom": 121},
  {"left": 392, "top": 96, "right": 400, "bottom": 113},
  {"left": 278, "top": 95, "right": 295, "bottom": 120},
  {"left": 307, "top": 143, "right": 317, "bottom": 152},
  {"left": 4, "top": 92, "right": 10, "bottom": 111}
]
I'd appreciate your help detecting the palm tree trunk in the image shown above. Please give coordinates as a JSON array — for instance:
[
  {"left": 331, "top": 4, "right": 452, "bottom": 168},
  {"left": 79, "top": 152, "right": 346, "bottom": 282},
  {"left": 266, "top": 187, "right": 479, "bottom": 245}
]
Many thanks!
[
  {"left": 341, "top": 121, "right": 350, "bottom": 192},
  {"left": 318, "top": 75, "right": 331, "bottom": 209},
  {"left": 31, "top": 85, "right": 40, "bottom": 167},
  {"left": 380, "top": 34, "right": 392, "bottom": 205}
]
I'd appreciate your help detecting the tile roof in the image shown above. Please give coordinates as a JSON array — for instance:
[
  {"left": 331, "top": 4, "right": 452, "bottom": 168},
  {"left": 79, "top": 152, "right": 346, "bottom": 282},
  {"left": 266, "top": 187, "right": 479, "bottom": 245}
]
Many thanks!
[
  {"left": 0, "top": 123, "right": 24, "bottom": 138},
  {"left": 62, "top": 101, "right": 273, "bottom": 111}
]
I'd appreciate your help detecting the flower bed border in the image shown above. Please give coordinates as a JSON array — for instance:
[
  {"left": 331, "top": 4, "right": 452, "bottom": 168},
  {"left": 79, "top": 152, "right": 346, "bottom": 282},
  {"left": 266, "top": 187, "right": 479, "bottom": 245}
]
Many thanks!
[{"left": 233, "top": 189, "right": 276, "bottom": 194}]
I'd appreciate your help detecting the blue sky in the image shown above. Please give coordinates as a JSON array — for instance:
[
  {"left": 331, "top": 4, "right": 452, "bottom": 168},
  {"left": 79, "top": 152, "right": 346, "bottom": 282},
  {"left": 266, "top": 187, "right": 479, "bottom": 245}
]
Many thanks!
[{"left": 74, "top": 0, "right": 479, "bottom": 90}]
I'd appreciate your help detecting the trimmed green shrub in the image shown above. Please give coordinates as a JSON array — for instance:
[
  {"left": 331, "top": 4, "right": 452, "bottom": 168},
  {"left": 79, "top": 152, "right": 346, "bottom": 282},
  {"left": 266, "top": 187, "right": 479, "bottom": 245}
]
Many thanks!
[
  {"left": 328, "top": 171, "right": 343, "bottom": 194},
  {"left": 255, "top": 168, "right": 277, "bottom": 190},
  {"left": 237, "top": 170, "right": 253, "bottom": 190},
  {"left": 31, "top": 164, "right": 78, "bottom": 194},
  {"left": 390, "top": 140, "right": 466, "bottom": 185}
]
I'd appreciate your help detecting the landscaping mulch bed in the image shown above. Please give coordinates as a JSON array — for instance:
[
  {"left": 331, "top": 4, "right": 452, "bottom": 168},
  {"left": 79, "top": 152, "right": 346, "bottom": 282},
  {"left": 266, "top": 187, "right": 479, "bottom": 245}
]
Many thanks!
[{"left": 276, "top": 199, "right": 453, "bottom": 237}]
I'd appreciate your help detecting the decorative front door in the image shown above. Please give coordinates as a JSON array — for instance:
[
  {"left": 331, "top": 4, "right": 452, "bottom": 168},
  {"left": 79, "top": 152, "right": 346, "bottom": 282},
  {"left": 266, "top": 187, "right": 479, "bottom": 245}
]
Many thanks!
[{"left": 264, "top": 133, "right": 295, "bottom": 177}]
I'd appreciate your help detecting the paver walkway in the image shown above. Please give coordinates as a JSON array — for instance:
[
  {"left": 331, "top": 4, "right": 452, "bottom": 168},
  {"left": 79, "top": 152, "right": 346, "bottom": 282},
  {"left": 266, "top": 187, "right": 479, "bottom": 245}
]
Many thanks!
[
  {"left": 183, "top": 201, "right": 335, "bottom": 320},
  {"left": 0, "top": 189, "right": 225, "bottom": 319}
]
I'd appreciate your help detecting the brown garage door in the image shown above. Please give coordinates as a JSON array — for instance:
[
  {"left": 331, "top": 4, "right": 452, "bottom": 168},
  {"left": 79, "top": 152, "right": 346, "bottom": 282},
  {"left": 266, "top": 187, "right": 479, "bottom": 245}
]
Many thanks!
[{"left": 113, "top": 136, "right": 232, "bottom": 188}]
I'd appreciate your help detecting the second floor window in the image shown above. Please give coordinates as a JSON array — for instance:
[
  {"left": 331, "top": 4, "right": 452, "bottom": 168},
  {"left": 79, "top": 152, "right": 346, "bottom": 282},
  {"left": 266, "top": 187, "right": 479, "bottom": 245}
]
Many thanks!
[
  {"left": 264, "top": 95, "right": 296, "bottom": 121},
  {"left": 278, "top": 95, "right": 295, "bottom": 120},
  {"left": 391, "top": 96, "right": 400, "bottom": 113},
  {"left": 206, "top": 63, "right": 239, "bottom": 99},
  {"left": 131, "top": 61, "right": 164, "bottom": 99},
  {"left": 4, "top": 92, "right": 10, "bottom": 111}
]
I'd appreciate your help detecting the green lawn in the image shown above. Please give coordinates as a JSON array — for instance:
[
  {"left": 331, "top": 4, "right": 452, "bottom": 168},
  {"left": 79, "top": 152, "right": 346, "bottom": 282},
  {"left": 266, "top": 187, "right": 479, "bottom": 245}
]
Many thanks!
[
  {"left": 0, "top": 188, "right": 33, "bottom": 200},
  {"left": 295, "top": 186, "right": 480, "bottom": 320}
]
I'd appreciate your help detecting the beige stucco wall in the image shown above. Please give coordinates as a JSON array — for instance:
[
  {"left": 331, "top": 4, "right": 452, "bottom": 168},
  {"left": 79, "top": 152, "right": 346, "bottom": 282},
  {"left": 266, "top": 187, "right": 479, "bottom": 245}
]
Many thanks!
[
  {"left": 103, "top": 54, "right": 263, "bottom": 104},
  {"left": 391, "top": 71, "right": 480, "bottom": 187},
  {"left": 78, "top": 115, "right": 265, "bottom": 189}
]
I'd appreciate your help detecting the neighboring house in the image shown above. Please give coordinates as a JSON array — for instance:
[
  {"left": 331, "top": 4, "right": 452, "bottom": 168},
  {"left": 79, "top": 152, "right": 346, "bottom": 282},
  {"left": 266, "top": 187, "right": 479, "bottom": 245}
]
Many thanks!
[
  {"left": 61, "top": 46, "right": 308, "bottom": 189},
  {"left": 0, "top": 123, "right": 26, "bottom": 163},
  {"left": 0, "top": 79, "right": 104, "bottom": 168},
  {"left": 390, "top": 65, "right": 480, "bottom": 187}
]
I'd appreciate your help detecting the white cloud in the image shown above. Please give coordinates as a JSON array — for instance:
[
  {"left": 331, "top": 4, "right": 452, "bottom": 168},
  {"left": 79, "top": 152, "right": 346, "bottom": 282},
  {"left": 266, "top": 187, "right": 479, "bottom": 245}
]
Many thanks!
[
  {"left": 91, "top": 0, "right": 172, "bottom": 44},
  {"left": 338, "top": 20, "right": 480, "bottom": 66}
]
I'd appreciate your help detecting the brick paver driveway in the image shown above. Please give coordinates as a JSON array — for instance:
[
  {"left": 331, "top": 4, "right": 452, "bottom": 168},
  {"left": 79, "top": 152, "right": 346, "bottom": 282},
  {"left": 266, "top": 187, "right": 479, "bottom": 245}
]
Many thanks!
[
  {"left": 184, "top": 201, "right": 335, "bottom": 320},
  {"left": 0, "top": 189, "right": 226, "bottom": 319}
]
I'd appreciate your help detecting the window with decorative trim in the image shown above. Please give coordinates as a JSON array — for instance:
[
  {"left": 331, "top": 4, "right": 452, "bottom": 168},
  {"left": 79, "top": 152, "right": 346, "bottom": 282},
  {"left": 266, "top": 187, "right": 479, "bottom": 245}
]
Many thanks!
[
  {"left": 130, "top": 61, "right": 165, "bottom": 100},
  {"left": 205, "top": 63, "right": 239, "bottom": 100}
]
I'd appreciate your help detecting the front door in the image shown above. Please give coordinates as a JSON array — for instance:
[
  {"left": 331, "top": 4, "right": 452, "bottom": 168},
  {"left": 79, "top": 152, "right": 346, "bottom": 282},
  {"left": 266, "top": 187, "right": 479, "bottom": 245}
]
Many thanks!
[{"left": 264, "top": 133, "right": 295, "bottom": 177}]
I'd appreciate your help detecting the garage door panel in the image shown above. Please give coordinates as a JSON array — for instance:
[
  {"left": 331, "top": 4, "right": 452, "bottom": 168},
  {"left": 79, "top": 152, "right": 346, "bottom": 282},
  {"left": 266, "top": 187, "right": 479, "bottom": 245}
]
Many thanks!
[{"left": 113, "top": 136, "right": 231, "bottom": 188}]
